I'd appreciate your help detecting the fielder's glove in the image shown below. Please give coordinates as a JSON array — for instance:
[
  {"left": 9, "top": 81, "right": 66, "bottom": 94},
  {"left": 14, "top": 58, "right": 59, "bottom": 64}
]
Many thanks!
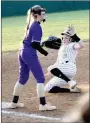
[{"left": 41, "top": 36, "right": 61, "bottom": 49}]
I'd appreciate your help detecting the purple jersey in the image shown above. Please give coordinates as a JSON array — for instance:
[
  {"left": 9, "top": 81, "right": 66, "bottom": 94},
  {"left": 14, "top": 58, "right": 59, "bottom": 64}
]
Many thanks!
[{"left": 22, "top": 21, "right": 42, "bottom": 56}]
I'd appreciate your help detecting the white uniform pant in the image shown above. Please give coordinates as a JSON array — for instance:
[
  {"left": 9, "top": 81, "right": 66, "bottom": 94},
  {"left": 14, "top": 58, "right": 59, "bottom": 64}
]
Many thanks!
[{"left": 45, "top": 62, "right": 77, "bottom": 92}]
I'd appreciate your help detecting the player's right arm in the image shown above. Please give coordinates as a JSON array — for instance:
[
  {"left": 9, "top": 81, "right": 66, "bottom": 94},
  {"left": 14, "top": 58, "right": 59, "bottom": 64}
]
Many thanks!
[
  {"left": 31, "top": 24, "right": 48, "bottom": 56},
  {"left": 73, "top": 40, "right": 85, "bottom": 50},
  {"left": 66, "top": 25, "right": 85, "bottom": 50},
  {"left": 72, "top": 33, "right": 85, "bottom": 50}
]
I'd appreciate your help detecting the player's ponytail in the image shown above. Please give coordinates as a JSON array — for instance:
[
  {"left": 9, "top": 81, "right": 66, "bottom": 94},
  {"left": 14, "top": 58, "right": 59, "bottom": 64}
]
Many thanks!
[
  {"left": 26, "top": 9, "right": 31, "bottom": 30},
  {"left": 24, "top": 9, "right": 31, "bottom": 37}
]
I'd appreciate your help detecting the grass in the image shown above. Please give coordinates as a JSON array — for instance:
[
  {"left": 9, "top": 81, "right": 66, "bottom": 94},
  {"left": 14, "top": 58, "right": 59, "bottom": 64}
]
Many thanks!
[{"left": 2, "top": 10, "right": 89, "bottom": 52}]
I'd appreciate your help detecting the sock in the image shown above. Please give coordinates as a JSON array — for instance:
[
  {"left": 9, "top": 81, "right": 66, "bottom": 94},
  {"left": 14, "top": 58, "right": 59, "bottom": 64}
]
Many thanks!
[
  {"left": 37, "top": 83, "right": 45, "bottom": 97},
  {"left": 12, "top": 96, "right": 19, "bottom": 103},
  {"left": 40, "top": 97, "right": 46, "bottom": 105},
  {"left": 13, "top": 82, "right": 24, "bottom": 96},
  {"left": 51, "top": 68, "right": 70, "bottom": 82},
  {"left": 49, "top": 86, "right": 70, "bottom": 93},
  {"left": 37, "top": 83, "right": 46, "bottom": 105}
]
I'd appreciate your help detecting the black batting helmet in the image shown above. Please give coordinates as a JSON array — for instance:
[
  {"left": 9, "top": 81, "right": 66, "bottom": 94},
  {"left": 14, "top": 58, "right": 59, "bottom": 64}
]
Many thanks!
[{"left": 31, "top": 5, "right": 46, "bottom": 15}]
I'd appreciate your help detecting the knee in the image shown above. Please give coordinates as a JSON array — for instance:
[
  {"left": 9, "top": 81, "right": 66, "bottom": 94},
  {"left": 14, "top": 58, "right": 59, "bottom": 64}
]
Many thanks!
[
  {"left": 37, "top": 77, "right": 45, "bottom": 84},
  {"left": 51, "top": 68, "right": 60, "bottom": 76},
  {"left": 19, "top": 74, "right": 29, "bottom": 85}
]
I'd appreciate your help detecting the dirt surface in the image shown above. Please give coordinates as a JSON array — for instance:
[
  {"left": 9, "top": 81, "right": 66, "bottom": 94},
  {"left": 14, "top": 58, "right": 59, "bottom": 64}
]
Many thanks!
[{"left": 2, "top": 43, "right": 89, "bottom": 123}]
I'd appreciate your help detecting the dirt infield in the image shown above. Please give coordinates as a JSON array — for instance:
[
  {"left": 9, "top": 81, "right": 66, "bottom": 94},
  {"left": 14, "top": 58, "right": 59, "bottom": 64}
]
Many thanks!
[{"left": 2, "top": 43, "right": 89, "bottom": 123}]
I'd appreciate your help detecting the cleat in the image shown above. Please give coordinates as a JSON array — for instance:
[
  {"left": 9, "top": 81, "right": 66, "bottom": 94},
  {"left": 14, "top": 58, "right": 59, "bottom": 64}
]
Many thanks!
[
  {"left": 39, "top": 103, "right": 57, "bottom": 111},
  {"left": 70, "top": 86, "right": 81, "bottom": 93},
  {"left": 68, "top": 80, "right": 77, "bottom": 89},
  {"left": 7, "top": 102, "right": 24, "bottom": 109}
]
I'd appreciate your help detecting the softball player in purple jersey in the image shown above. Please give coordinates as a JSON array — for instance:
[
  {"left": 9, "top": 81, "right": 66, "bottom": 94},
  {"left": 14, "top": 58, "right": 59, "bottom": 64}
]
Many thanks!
[
  {"left": 9, "top": 5, "right": 56, "bottom": 111},
  {"left": 44, "top": 25, "right": 85, "bottom": 93}
]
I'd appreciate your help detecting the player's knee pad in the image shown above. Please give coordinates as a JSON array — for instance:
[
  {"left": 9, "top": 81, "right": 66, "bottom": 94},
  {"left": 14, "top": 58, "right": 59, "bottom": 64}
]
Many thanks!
[
  {"left": 51, "top": 68, "right": 70, "bottom": 82},
  {"left": 51, "top": 68, "right": 60, "bottom": 77}
]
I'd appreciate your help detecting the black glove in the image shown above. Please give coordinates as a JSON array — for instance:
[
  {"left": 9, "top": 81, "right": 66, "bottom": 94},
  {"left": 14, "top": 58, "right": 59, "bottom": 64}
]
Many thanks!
[
  {"left": 42, "top": 36, "right": 61, "bottom": 49},
  {"left": 71, "top": 34, "right": 80, "bottom": 42},
  {"left": 44, "top": 51, "right": 48, "bottom": 56}
]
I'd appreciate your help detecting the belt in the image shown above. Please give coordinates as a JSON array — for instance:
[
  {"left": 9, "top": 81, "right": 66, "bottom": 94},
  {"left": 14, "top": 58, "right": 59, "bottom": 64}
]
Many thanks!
[
  {"left": 62, "top": 61, "right": 75, "bottom": 64},
  {"left": 65, "top": 61, "right": 69, "bottom": 63}
]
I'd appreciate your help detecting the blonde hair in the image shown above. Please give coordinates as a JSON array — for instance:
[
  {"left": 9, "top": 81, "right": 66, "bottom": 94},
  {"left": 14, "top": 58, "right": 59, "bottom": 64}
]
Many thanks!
[
  {"left": 24, "top": 5, "right": 45, "bottom": 38},
  {"left": 24, "top": 9, "right": 31, "bottom": 37},
  {"left": 27, "top": 9, "right": 31, "bottom": 26}
]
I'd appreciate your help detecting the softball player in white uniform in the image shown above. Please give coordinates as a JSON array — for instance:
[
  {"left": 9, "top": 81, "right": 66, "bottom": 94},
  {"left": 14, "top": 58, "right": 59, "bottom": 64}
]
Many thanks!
[{"left": 44, "top": 25, "right": 85, "bottom": 93}]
